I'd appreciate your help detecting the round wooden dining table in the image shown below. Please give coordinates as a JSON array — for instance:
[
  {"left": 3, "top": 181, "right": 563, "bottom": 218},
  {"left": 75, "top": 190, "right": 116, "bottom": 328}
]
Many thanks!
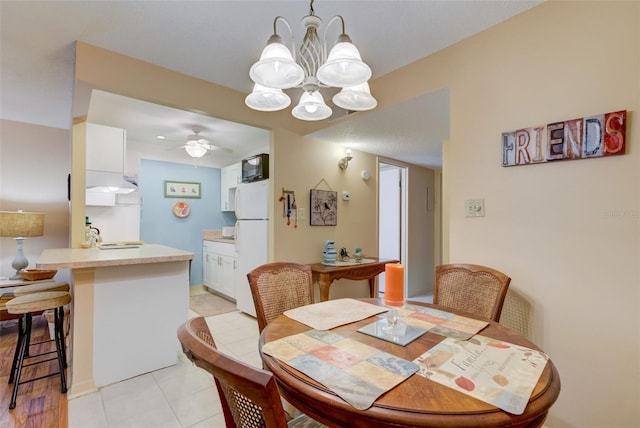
[{"left": 259, "top": 298, "right": 560, "bottom": 428}]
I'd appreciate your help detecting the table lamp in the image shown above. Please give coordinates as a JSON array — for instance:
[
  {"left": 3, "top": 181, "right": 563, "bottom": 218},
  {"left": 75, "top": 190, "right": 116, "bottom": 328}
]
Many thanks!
[{"left": 0, "top": 210, "right": 45, "bottom": 279}]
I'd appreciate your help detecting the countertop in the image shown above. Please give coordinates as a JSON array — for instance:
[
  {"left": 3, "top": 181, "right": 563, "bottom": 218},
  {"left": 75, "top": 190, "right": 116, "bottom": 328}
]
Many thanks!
[
  {"left": 36, "top": 244, "right": 194, "bottom": 270},
  {"left": 203, "top": 230, "right": 236, "bottom": 244}
]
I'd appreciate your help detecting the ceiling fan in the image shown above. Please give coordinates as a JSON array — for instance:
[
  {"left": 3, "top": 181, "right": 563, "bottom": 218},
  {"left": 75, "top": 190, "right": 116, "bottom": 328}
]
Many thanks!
[{"left": 180, "top": 130, "right": 232, "bottom": 158}]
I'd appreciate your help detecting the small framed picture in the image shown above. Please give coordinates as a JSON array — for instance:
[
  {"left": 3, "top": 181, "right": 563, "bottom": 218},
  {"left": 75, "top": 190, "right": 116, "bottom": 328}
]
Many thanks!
[
  {"left": 310, "top": 189, "right": 337, "bottom": 226},
  {"left": 164, "top": 180, "right": 201, "bottom": 198}
]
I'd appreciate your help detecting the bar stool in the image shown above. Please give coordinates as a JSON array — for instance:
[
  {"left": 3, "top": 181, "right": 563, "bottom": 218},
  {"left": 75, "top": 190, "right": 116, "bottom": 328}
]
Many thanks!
[
  {"left": 13, "top": 281, "right": 70, "bottom": 296},
  {"left": 13, "top": 281, "right": 70, "bottom": 360},
  {"left": 6, "top": 291, "right": 71, "bottom": 409}
]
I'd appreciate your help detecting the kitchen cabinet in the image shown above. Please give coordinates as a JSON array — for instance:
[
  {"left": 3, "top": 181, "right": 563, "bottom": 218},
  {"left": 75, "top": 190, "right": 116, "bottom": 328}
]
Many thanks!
[
  {"left": 221, "top": 162, "right": 242, "bottom": 212},
  {"left": 86, "top": 123, "right": 126, "bottom": 174},
  {"left": 203, "top": 240, "right": 236, "bottom": 299}
]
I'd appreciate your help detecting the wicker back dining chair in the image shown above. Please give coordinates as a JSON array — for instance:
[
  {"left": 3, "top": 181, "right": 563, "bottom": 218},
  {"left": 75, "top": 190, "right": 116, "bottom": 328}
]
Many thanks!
[
  {"left": 177, "top": 317, "right": 325, "bottom": 428},
  {"left": 434, "top": 264, "right": 511, "bottom": 322},
  {"left": 247, "top": 262, "right": 314, "bottom": 333}
]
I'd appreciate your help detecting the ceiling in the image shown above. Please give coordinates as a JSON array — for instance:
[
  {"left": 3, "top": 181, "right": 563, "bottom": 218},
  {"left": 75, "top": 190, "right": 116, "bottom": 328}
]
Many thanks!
[{"left": 0, "top": 0, "right": 543, "bottom": 169}]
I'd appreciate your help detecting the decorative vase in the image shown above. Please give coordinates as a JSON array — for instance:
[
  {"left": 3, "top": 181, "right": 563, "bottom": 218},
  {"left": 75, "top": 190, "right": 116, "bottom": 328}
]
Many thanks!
[{"left": 323, "top": 240, "right": 337, "bottom": 264}]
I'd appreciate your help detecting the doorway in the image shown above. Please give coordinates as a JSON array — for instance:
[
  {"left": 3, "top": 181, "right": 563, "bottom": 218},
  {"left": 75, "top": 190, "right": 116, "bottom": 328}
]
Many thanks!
[{"left": 378, "top": 161, "right": 407, "bottom": 297}]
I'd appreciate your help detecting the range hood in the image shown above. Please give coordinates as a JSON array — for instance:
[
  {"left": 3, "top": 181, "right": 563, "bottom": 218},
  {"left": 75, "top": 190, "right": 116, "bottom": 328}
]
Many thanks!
[{"left": 86, "top": 170, "right": 137, "bottom": 194}]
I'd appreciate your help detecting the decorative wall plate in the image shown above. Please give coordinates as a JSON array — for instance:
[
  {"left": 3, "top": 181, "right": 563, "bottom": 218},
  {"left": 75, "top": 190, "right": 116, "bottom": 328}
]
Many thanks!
[{"left": 173, "top": 201, "right": 190, "bottom": 218}]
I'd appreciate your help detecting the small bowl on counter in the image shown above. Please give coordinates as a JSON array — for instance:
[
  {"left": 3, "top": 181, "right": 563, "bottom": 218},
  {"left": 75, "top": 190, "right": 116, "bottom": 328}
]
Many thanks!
[{"left": 20, "top": 269, "right": 57, "bottom": 281}]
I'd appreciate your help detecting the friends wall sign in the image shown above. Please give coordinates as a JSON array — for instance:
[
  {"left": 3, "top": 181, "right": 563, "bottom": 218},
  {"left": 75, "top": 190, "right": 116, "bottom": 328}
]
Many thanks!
[{"left": 502, "top": 110, "right": 626, "bottom": 167}]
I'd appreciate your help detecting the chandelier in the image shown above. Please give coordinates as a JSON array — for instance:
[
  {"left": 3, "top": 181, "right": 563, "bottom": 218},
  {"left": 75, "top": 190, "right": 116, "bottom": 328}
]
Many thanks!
[{"left": 245, "top": 0, "right": 377, "bottom": 121}]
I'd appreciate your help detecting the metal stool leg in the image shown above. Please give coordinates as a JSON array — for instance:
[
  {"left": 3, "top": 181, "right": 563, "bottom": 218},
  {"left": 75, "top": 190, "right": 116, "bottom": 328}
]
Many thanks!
[
  {"left": 24, "top": 313, "right": 32, "bottom": 358},
  {"left": 9, "top": 313, "right": 31, "bottom": 409},
  {"left": 59, "top": 307, "right": 67, "bottom": 369},
  {"left": 8, "top": 315, "right": 25, "bottom": 385},
  {"left": 53, "top": 307, "right": 67, "bottom": 392}
]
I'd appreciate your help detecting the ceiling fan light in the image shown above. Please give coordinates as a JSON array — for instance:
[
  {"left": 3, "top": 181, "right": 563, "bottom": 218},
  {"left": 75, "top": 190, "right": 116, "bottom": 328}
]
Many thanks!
[
  {"left": 292, "top": 91, "right": 332, "bottom": 121},
  {"left": 249, "top": 38, "right": 305, "bottom": 89},
  {"left": 317, "top": 40, "right": 371, "bottom": 87},
  {"left": 245, "top": 83, "right": 291, "bottom": 111},
  {"left": 187, "top": 133, "right": 208, "bottom": 145},
  {"left": 332, "top": 82, "right": 377, "bottom": 111},
  {"left": 185, "top": 143, "right": 207, "bottom": 158}
]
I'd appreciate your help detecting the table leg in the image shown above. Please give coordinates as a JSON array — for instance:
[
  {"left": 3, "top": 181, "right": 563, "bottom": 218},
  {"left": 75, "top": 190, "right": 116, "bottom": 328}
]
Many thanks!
[
  {"left": 318, "top": 274, "right": 332, "bottom": 302},
  {"left": 368, "top": 277, "right": 376, "bottom": 298}
]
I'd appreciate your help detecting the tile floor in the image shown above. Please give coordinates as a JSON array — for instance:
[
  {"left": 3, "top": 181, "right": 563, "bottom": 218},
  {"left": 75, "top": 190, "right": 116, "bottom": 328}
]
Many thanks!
[
  {"left": 68, "top": 292, "right": 433, "bottom": 428},
  {"left": 68, "top": 297, "right": 261, "bottom": 428}
]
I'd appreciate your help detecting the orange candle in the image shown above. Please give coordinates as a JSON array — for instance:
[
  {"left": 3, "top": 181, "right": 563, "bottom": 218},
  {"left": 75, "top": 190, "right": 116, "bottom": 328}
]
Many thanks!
[{"left": 384, "top": 263, "right": 405, "bottom": 307}]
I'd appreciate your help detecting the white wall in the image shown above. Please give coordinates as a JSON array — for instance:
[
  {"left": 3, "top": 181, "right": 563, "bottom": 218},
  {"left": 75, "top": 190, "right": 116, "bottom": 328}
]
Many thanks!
[
  {"left": 0, "top": 119, "right": 71, "bottom": 279},
  {"left": 436, "top": 3, "right": 639, "bottom": 427}
]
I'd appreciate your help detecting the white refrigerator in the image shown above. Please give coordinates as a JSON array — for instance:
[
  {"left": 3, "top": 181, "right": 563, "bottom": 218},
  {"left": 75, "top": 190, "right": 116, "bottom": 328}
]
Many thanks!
[{"left": 234, "top": 179, "right": 269, "bottom": 316}]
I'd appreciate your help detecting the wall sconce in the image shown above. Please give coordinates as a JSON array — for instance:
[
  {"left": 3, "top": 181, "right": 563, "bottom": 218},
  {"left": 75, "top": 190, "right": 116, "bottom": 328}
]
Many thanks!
[{"left": 338, "top": 148, "right": 353, "bottom": 170}]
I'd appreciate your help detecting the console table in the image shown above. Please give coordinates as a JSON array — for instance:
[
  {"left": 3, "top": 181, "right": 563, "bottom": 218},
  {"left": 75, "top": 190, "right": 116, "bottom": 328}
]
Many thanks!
[{"left": 309, "top": 258, "right": 399, "bottom": 302}]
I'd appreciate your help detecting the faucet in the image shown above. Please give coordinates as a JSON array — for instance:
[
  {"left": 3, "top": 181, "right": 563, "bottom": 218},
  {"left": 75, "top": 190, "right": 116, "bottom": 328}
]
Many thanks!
[{"left": 90, "top": 227, "right": 102, "bottom": 243}]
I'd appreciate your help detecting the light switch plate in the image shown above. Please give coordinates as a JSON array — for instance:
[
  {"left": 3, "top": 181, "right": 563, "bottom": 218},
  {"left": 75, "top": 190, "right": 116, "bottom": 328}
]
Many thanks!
[
  {"left": 465, "top": 199, "right": 485, "bottom": 217},
  {"left": 297, "top": 208, "right": 305, "bottom": 220}
]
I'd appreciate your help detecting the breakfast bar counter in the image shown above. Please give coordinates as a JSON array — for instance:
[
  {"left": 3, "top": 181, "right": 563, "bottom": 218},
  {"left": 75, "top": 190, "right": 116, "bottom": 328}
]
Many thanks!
[{"left": 37, "top": 244, "right": 194, "bottom": 397}]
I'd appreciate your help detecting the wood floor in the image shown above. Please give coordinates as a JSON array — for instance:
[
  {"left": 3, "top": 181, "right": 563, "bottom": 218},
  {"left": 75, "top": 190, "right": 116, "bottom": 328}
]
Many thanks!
[{"left": 0, "top": 315, "right": 67, "bottom": 428}]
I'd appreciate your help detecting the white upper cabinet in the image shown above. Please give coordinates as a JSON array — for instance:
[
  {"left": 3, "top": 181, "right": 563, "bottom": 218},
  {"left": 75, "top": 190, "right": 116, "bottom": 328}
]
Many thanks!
[
  {"left": 221, "top": 162, "right": 242, "bottom": 212},
  {"left": 86, "top": 123, "right": 126, "bottom": 174}
]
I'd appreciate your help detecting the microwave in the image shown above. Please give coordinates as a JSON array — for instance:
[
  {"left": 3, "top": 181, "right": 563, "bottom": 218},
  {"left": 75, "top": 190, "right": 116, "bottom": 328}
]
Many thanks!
[{"left": 242, "top": 153, "right": 269, "bottom": 183}]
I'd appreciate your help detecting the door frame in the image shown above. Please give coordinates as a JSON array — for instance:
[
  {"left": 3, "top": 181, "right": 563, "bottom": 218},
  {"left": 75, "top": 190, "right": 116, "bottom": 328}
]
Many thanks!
[{"left": 377, "top": 160, "right": 408, "bottom": 297}]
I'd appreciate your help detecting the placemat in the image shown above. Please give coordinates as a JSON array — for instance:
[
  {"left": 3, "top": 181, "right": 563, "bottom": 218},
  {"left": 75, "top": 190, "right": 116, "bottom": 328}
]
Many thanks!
[
  {"left": 413, "top": 335, "right": 549, "bottom": 415},
  {"left": 396, "top": 304, "right": 489, "bottom": 340},
  {"left": 263, "top": 330, "right": 419, "bottom": 410},
  {"left": 284, "top": 298, "right": 387, "bottom": 330}
]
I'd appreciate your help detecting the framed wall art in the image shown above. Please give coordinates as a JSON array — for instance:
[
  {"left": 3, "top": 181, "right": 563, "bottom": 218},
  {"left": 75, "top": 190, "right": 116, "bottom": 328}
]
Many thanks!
[
  {"left": 310, "top": 189, "right": 337, "bottom": 226},
  {"left": 164, "top": 180, "right": 201, "bottom": 198}
]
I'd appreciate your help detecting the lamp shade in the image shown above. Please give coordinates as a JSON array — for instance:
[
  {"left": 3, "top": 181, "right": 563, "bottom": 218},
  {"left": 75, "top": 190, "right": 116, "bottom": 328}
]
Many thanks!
[
  {"left": 332, "top": 82, "right": 378, "bottom": 111},
  {"left": 316, "top": 41, "right": 372, "bottom": 88},
  {"left": 249, "top": 38, "right": 305, "bottom": 89},
  {"left": 245, "top": 83, "right": 291, "bottom": 111},
  {"left": 292, "top": 91, "right": 332, "bottom": 121},
  {"left": 0, "top": 211, "right": 44, "bottom": 237},
  {"left": 184, "top": 144, "right": 207, "bottom": 158}
]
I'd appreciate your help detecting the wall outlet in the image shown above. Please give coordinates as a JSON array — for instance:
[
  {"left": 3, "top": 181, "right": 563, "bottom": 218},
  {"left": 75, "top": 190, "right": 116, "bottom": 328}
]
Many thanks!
[
  {"left": 465, "top": 199, "right": 485, "bottom": 217},
  {"left": 297, "top": 208, "right": 305, "bottom": 220}
]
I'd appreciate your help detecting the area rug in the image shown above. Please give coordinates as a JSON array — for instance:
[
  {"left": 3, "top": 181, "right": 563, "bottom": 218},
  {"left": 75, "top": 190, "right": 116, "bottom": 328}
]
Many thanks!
[{"left": 189, "top": 292, "right": 237, "bottom": 317}]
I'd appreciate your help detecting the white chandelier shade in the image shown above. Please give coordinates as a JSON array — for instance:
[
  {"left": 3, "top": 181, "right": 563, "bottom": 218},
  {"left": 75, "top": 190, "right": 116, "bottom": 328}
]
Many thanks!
[
  {"left": 245, "top": 1, "right": 376, "bottom": 121},
  {"left": 332, "top": 82, "right": 377, "bottom": 111},
  {"left": 245, "top": 83, "right": 292, "bottom": 111},
  {"left": 316, "top": 38, "right": 371, "bottom": 88},
  {"left": 292, "top": 90, "right": 332, "bottom": 121},
  {"left": 249, "top": 36, "right": 305, "bottom": 89},
  {"left": 185, "top": 143, "right": 207, "bottom": 158}
]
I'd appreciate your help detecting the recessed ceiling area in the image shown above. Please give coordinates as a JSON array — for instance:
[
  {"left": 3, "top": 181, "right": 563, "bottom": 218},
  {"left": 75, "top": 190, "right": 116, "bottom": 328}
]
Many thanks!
[
  {"left": 310, "top": 88, "right": 449, "bottom": 169},
  {"left": 86, "top": 90, "right": 270, "bottom": 169}
]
